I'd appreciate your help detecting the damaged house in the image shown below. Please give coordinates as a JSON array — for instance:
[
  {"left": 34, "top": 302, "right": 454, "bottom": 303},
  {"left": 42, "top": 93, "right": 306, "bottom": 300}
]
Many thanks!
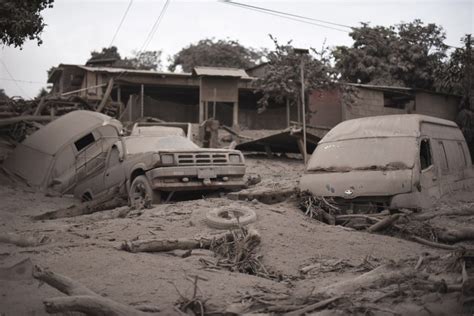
[
  {"left": 47, "top": 63, "right": 462, "bottom": 153},
  {"left": 48, "top": 64, "right": 292, "bottom": 130}
]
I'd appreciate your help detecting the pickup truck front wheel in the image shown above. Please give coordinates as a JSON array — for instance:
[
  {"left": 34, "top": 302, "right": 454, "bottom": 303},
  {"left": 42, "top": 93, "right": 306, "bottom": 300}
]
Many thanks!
[{"left": 130, "top": 175, "right": 161, "bottom": 208}]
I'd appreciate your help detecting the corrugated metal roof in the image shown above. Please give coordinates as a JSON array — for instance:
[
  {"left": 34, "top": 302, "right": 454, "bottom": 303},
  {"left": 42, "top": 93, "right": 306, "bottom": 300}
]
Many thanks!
[
  {"left": 192, "top": 67, "right": 250, "bottom": 78},
  {"left": 344, "top": 83, "right": 461, "bottom": 97},
  {"left": 321, "top": 114, "right": 459, "bottom": 143}
]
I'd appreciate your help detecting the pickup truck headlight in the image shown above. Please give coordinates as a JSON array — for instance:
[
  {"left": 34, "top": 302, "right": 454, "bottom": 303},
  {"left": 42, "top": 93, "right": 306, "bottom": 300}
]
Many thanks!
[
  {"left": 160, "top": 154, "right": 175, "bottom": 165},
  {"left": 229, "top": 154, "right": 241, "bottom": 164}
]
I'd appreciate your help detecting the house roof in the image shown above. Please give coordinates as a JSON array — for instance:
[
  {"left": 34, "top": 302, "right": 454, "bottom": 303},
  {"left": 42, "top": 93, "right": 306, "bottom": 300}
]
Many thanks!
[
  {"left": 344, "top": 83, "right": 461, "bottom": 98},
  {"left": 47, "top": 64, "right": 192, "bottom": 83},
  {"left": 320, "top": 114, "right": 460, "bottom": 143},
  {"left": 192, "top": 66, "right": 251, "bottom": 79}
]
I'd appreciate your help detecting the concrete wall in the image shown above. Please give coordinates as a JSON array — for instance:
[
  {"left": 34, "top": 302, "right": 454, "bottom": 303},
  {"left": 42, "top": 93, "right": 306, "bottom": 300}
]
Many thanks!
[
  {"left": 415, "top": 92, "right": 459, "bottom": 121},
  {"left": 238, "top": 106, "right": 291, "bottom": 130},
  {"left": 341, "top": 87, "right": 460, "bottom": 122},
  {"left": 143, "top": 96, "right": 199, "bottom": 123},
  {"left": 307, "top": 89, "right": 343, "bottom": 128},
  {"left": 342, "top": 88, "right": 407, "bottom": 121}
]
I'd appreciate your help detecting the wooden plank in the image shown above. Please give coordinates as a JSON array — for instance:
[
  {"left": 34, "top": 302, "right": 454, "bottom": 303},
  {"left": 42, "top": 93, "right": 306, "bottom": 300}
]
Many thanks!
[{"left": 96, "top": 78, "right": 114, "bottom": 113}]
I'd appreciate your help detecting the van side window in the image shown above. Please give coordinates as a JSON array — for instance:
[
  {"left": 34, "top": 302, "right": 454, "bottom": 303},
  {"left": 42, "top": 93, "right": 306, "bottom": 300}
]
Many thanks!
[
  {"left": 458, "top": 142, "right": 467, "bottom": 167},
  {"left": 74, "top": 133, "right": 95, "bottom": 152},
  {"left": 420, "top": 139, "right": 432, "bottom": 170},
  {"left": 438, "top": 141, "right": 449, "bottom": 173}
]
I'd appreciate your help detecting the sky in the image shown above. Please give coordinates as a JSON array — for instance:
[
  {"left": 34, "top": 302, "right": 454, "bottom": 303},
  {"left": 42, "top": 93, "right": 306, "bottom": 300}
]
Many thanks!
[{"left": 1, "top": 0, "right": 473, "bottom": 99}]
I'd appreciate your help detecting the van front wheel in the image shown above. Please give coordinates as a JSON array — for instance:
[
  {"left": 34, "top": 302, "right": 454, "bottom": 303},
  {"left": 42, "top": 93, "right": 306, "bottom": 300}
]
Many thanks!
[{"left": 129, "top": 175, "right": 161, "bottom": 208}]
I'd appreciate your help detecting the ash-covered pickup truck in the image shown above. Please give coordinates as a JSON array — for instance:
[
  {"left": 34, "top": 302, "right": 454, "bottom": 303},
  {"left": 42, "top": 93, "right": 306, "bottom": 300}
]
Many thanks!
[{"left": 74, "top": 131, "right": 246, "bottom": 206}]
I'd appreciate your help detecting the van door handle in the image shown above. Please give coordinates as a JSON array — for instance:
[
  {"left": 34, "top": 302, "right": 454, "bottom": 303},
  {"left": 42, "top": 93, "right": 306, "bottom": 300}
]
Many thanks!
[{"left": 432, "top": 176, "right": 437, "bottom": 181}]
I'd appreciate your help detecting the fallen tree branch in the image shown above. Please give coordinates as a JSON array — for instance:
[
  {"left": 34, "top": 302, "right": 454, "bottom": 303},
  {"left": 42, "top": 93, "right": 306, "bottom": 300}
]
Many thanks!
[
  {"left": 311, "top": 263, "right": 415, "bottom": 297},
  {"left": 0, "top": 233, "right": 49, "bottom": 247},
  {"left": 33, "top": 265, "right": 154, "bottom": 315},
  {"left": 34, "top": 197, "right": 127, "bottom": 220},
  {"left": 413, "top": 207, "right": 474, "bottom": 221},
  {"left": 367, "top": 214, "right": 401, "bottom": 233},
  {"left": 436, "top": 228, "right": 474, "bottom": 243},
  {"left": 410, "top": 236, "right": 459, "bottom": 250},
  {"left": 122, "top": 232, "right": 234, "bottom": 253},
  {"left": 284, "top": 296, "right": 342, "bottom": 316},
  {"left": 0, "top": 115, "right": 53, "bottom": 127}
]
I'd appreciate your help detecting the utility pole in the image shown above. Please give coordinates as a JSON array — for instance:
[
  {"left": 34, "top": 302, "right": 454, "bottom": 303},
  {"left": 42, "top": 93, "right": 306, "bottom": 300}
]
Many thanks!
[
  {"left": 294, "top": 48, "right": 309, "bottom": 163},
  {"left": 465, "top": 34, "right": 472, "bottom": 110}
]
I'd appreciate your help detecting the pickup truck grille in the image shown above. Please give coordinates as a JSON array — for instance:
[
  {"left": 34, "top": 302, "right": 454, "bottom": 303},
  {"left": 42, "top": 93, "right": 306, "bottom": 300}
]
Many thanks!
[{"left": 176, "top": 153, "right": 228, "bottom": 165}]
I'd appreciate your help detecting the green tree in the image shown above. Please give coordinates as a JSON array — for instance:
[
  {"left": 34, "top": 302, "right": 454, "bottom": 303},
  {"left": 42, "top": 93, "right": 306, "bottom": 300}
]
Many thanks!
[
  {"left": 168, "top": 38, "right": 265, "bottom": 72},
  {"left": 333, "top": 19, "right": 447, "bottom": 89},
  {"left": 255, "top": 35, "right": 334, "bottom": 111},
  {"left": 36, "top": 87, "right": 49, "bottom": 98},
  {"left": 123, "top": 50, "right": 162, "bottom": 71},
  {"left": 86, "top": 47, "right": 161, "bottom": 70},
  {"left": 0, "top": 89, "right": 9, "bottom": 101},
  {"left": 0, "top": 0, "right": 54, "bottom": 48},
  {"left": 87, "top": 46, "right": 121, "bottom": 63}
]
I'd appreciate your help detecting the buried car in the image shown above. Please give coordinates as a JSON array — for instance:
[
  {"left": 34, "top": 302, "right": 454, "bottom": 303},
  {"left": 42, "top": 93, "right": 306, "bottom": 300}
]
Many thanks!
[
  {"left": 3, "top": 111, "right": 122, "bottom": 194},
  {"left": 300, "top": 114, "right": 474, "bottom": 211},
  {"left": 74, "top": 134, "right": 246, "bottom": 206}
]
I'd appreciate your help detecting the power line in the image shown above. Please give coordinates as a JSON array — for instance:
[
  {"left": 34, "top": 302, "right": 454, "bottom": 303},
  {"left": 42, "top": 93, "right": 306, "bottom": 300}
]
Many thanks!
[
  {"left": 221, "top": 0, "right": 353, "bottom": 30},
  {"left": 0, "top": 60, "right": 30, "bottom": 98},
  {"left": 0, "top": 78, "right": 44, "bottom": 84},
  {"left": 109, "top": 0, "right": 134, "bottom": 47},
  {"left": 113, "top": 0, "right": 170, "bottom": 82},
  {"left": 220, "top": 1, "right": 463, "bottom": 49},
  {"left": 223, "top": 1, "right": 348, "bottom": 33},
  {"left": 138, "top": 0, "right": 170, "bottom": 53}
]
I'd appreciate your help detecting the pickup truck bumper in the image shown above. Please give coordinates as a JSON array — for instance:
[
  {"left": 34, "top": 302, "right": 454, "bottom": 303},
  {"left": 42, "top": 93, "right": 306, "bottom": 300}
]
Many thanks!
[{"left": 147, "top": 165, "right": 246, "bottom": 191}]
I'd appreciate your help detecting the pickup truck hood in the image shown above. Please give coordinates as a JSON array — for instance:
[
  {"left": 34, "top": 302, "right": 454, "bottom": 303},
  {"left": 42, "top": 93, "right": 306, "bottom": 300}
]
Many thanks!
[{"left": 300, "top": 169, "right": 413, "bottom": 198}]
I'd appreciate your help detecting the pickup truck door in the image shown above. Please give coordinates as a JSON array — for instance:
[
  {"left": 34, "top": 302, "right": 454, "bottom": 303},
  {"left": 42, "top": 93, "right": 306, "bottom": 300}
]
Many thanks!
[{"left": 103, "top": 146, "right": 126, "bottom": 191}]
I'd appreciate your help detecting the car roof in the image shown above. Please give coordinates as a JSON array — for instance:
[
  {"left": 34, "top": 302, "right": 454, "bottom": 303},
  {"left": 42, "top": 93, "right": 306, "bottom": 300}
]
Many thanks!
[
  {"left": 320, "top": 114, "right": 459, "bottom": 143},
  {"left": 22, "top": 110, "right": 122, "bottom": 155}
]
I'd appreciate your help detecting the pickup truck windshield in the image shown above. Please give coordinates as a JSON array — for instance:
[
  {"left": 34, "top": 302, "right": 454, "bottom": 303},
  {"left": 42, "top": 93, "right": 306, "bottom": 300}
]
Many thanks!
[
  {"left": 125, "top": 136, "right": 198, "bottom": 154},
  {"left": 307, "top": 137, "right": 417, "bottom": 172}
]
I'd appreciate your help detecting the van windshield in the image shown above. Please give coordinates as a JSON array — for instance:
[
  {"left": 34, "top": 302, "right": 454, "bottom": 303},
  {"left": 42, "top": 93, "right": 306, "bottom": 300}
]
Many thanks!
[{"left": 307, "top": 137, "right": 417, "bottom": 172}]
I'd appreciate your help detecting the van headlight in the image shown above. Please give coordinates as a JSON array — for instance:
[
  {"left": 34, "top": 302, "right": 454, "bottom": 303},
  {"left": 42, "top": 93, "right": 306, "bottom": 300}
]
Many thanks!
[
  {"left": 160, "top": 154, "right": 175, "bottom": 165},
  {"left": 229, "top": 154, "right": 241, "bottom": 163}
]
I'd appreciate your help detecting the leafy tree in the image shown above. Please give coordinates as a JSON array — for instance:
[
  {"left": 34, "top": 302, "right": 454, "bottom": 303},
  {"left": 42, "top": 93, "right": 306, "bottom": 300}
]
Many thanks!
[
  {"left": 123, "top": 50, "right": 162, "bottom": 71},
  {"left": 435, "top": 35, "right": 473, "bottom": 97},
  {"left": 168, "top": 38, "right": 265, "bottom": 72},
  {"left": 36, "top": 87, "right": 49, "bottom": 98},
  {"left": 86, "top": 47, "right": 161, "bottom": 70},
  {"left": 0, "top": 89, "right": 9, "bottom": 101},
  {"left": 0, "top": 0, "right": 54, "bottom": 48},
  {"left": 333, "top": 19, "right": 447, "bottom": 89},
  {"left": 87, "top": 46, "right": 122, "bottom": 63},
  {"left": 255, "top": 35, "right": 334, "bottom": 111}
]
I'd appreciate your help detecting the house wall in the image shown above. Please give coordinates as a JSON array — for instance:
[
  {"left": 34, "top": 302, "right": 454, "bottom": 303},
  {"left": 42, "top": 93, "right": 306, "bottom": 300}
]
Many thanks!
[
  {"left": 143, "top": 96, "right": 199, "bottom": 123},
  {"left": 238, "top": 106, "right": 291, "bottom": 130},
  {"left": 342, "top": 88, "right": 407, "bottom": 121},
  {"left": 415, "top": 92, "right": 459, "bottom": 121},
  {"left": 341, "top": 87, "right": 460, "bottom": 122},
  {"left": 307, "top": 89, "right": 342, "bottom": 128}
]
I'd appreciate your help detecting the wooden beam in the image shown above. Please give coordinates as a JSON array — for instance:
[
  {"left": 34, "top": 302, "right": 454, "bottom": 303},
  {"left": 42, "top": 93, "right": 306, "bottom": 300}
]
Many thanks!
[
  {"left": 140, "top": 84, "right": 144, "bottom": 118},
  {"left": 232, "top": 101, "right": 239, "bottom": 130},
  {"left": 96, "top": 78, "right": 114, "bottom": 113}
]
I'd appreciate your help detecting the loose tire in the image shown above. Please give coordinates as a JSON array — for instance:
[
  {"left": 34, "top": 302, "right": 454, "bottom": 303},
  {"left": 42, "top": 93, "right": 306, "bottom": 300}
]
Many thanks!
[
  {"left": 129, "top": 175, "right": 161, "bottom": 208},
  {"left": 205, "top": 206, "right": 257, "bottom": 229}
]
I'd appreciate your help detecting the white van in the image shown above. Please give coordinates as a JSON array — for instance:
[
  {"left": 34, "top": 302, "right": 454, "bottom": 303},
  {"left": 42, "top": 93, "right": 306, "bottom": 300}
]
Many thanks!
[
  {"left": 4, "top": 111, "right": 122, "bottom": 194},
  {"left": 300, "top": 114, "right": 474, "bottom": 210}
]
